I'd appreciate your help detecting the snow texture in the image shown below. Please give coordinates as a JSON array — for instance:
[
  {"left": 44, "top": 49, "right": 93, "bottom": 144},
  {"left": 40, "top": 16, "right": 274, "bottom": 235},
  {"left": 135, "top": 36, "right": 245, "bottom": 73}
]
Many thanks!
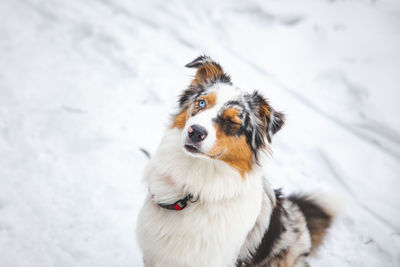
[{"left": 0, "top": 0, "right": 399, "bottom": 266}]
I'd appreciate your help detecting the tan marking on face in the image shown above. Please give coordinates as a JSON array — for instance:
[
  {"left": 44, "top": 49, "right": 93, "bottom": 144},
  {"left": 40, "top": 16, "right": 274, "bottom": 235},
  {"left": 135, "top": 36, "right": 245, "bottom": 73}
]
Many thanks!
[
  {"left": 204, "top": 92, "right": 216, "bottom": 108},
  {"left": 192, "top": 92, "right": 217, "bottom": 115},
  {"left": 171, "top": 107, "right": 189, "bottom": 129},
  {"left": 209, "top": 124, "right": 253, "bottom": 178},
  {"left": 221, "top": 108, "right": 242, "bottom": 126},
  {"left": 172, "top": 92, "right": 217, "bottom": 129},
  {"left": 191, "top": 64, "right": 224, "bottom": 86}
]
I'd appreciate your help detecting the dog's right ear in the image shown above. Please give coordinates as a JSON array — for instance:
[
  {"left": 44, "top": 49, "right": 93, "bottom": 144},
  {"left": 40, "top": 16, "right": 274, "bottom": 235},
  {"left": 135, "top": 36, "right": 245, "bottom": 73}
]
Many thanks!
[
  {"left": 178, "top": 55, "right": 231, "bottom": 108},
  {"left": 185, "top": 55, "right": 231, "bottom": 87}
]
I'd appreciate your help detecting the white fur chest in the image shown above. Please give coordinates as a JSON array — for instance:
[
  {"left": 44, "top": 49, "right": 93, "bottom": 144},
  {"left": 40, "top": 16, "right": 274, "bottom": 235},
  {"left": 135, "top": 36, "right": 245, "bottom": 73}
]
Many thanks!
[
  {"left": 137, "top": 190, "right": 262, "bottom": 267},
  {"left": 136, "top": 130, "right": 264, "bottom": 267}
]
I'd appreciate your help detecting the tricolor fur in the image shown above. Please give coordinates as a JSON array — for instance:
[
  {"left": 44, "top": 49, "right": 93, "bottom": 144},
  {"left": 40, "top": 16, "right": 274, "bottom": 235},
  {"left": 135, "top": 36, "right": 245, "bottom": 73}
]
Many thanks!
[{"left": 136, "top": 55, "right": 336, "bottom": 267}]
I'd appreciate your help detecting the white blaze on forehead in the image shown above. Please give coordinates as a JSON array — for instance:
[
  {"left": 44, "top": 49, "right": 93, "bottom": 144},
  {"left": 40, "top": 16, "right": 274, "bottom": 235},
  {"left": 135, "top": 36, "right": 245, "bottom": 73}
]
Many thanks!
[
  {"left": 182, "top": 83, "right": 242, "bottom": 153},
  {"left": 212, "top": 83, "right": 242, "bottom": 106}
]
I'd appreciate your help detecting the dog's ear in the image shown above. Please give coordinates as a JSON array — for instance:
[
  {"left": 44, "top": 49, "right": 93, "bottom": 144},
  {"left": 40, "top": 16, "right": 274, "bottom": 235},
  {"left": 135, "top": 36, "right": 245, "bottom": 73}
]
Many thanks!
[
  {"left": 251, "top": 91, "right": 285, "bottom": 144},
  {"left": 178, "top": 55, "right": 230, "bottom": 108},
  {"left": 185, "top": 55, "right": 231, "bottom": 87}
]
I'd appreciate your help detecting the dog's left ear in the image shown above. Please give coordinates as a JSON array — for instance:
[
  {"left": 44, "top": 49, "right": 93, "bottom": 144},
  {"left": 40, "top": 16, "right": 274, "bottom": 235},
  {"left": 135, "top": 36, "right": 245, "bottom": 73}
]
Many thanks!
[
  {"left": 185, "top": 55, "right": 231, "bottom": 87},
  {"left": 178, "top": 55, "right": 231, "bottom": 109},
  {"left": 252, "top": 91, "right": 285, "bottom": 143}
]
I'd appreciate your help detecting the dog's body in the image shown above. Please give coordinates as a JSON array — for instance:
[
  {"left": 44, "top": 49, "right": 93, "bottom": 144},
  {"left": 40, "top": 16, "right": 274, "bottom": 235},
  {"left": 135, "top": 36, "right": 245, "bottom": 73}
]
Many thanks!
[{"left": 136, "top": 56, "right": 336, "bottom": 267}]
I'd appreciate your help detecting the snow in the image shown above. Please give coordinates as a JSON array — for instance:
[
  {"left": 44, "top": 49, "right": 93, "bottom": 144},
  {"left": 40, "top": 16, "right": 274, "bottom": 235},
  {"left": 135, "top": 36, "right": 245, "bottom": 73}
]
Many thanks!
[{"left": 0, "top": 0, "right": 399, "bottom": 266}]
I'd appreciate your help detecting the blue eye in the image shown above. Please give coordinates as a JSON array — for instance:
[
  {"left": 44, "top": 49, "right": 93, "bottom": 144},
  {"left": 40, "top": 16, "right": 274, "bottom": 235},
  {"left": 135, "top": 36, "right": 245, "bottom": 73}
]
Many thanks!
[{"left": 198, "top": 100, "right": 206, "bottom": 108}]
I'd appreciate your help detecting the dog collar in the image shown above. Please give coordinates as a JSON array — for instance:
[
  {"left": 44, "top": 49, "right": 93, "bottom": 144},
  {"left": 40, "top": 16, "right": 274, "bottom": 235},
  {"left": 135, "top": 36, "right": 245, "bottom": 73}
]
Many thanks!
[{"left": 157, "top": 194, "right": 198, "bottom": 211}]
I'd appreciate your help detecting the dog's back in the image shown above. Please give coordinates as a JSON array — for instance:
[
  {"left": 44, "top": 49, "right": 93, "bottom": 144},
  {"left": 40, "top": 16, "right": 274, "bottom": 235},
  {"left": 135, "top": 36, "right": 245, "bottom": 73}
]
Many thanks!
[{"left": 237, "top": 189, "right": 337, "bottom": 267}]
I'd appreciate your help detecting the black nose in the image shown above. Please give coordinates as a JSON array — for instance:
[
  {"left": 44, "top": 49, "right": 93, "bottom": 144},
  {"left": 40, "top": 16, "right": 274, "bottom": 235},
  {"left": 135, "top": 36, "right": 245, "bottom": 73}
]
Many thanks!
[{"left": 188, "top": 125, "right": 208, "bottom": 143}]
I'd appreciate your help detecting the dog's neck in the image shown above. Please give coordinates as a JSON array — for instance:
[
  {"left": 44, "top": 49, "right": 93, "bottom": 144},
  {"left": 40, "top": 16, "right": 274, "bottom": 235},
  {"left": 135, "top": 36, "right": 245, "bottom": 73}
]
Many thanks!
[{"left": 145, "top": 128, "right": 264, "bottom": 204}]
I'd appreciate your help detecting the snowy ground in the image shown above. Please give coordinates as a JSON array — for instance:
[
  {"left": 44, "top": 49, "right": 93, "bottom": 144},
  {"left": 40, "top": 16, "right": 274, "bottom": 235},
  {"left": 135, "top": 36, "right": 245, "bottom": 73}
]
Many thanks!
[{"left": 1, "top": 0, "right": 399, "bottom": 266}]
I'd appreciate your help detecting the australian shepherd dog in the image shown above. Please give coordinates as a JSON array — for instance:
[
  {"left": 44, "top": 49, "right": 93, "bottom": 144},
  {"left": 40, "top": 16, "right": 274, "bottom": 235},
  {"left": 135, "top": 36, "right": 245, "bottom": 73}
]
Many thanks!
[{"left": 136, "top": 55, "right": 337, "bottom": 267}]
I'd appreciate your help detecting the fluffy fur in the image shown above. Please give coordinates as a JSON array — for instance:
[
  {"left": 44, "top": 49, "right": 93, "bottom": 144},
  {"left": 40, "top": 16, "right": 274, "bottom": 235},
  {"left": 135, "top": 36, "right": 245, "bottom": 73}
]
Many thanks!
[{"left": 136, "top": 55, "right": 336, "bottom": 267}]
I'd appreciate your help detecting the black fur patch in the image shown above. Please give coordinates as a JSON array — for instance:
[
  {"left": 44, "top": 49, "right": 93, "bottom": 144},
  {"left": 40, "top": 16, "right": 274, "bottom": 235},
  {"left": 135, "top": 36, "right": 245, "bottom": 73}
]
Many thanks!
[
  {"left": 212, "top": 100, "right": 262, "bottom": 161},
  {"left": 213, "top": 116, "right": 245, "bottom": 136},
  {"left": 210, "top": 92, "right": 285, "bottom": 162},
  {"left": 236, "top": 190, "right": 287, "bottom": 266},
  {"left": 238, "top": 92, "right": 285, "bottom": 161},
  {"left": 247, "top": 91, "right": 285, "bottom": 144},
  {"left": 269, "top": 110, "right": 285, "bottom": 136},
  {"left": 213, "top": 101, "right": 246, "bottom": 136},
  {"left": 288, "top": 194, "right": 333, "bottom": 250},
  {"left": 178, "top": 84, "right": 206, "bottom": 108}
]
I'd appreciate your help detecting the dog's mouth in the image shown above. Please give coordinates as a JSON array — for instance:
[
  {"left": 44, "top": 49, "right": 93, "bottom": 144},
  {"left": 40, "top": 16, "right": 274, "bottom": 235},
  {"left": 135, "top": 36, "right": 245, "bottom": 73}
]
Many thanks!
[
  {"left": 184, "top": 144, "right": 201, "bottom": 154},
  {"left": 184, "top": 144, "right": 224, "bottom": 158}
]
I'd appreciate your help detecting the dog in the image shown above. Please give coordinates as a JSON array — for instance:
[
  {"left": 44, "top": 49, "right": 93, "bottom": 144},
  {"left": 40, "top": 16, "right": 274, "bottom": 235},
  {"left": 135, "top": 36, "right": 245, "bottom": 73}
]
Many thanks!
[{"left": 136, "top": 55, "right": 337, "bottom": 267}]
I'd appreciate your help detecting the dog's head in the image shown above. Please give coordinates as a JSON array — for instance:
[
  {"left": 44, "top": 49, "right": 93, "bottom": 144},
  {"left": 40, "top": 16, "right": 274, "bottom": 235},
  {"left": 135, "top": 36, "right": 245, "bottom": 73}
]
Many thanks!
[{"left": 172, "top": 55, "right": 285, "bottom": 177}]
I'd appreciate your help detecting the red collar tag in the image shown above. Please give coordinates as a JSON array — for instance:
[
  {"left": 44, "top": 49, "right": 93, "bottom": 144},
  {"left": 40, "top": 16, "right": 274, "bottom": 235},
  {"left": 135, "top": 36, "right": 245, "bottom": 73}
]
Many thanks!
[{"left": 157, "top": 194, "right": 196, "bottom": 211}]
